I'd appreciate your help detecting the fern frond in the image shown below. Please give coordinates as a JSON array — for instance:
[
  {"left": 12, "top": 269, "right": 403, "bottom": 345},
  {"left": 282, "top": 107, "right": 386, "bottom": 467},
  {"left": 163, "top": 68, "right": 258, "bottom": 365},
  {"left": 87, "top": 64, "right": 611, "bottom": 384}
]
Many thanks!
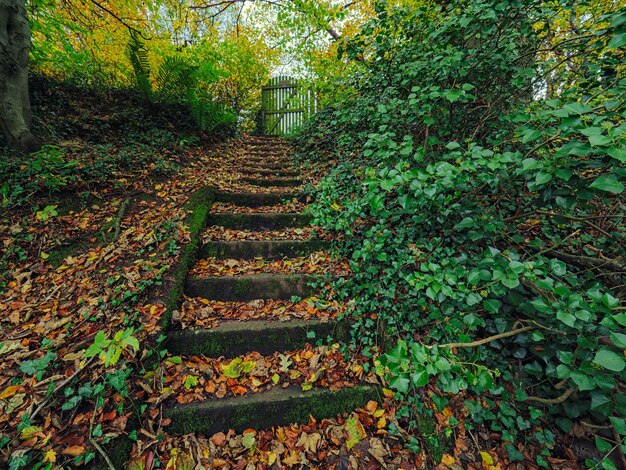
[
  {"left": 127, "top": 31, "right": 152, "bottom": 99},
  {"left": 153, "top": 56, "right": 198, "bottom": 104}
]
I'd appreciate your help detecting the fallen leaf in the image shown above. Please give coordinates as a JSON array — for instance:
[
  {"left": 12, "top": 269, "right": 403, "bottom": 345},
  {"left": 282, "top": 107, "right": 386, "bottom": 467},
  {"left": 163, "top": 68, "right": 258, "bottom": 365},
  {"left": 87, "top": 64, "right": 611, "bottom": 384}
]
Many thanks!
[
  {"left": 441, "top": 453, "right": 456, "bottom": 466},
  {"left": 62, "top": 445, "right": 85, "bottom": 457},
  {"left": 0, "top": 385, "right": 20, "bottom": 400},
  {"left": 210, "top": 432, "right": 226, "bottom": 446},
  {"left": 345, "top": 415, "right": 366, "bottom": 450}
]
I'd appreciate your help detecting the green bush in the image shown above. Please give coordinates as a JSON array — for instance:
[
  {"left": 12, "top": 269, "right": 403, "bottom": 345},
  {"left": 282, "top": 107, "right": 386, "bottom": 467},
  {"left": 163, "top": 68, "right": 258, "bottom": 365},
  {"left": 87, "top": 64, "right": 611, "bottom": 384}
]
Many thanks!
[
  {"left": 297, "top": 1, "right": 626, "bottom": 465},
  {"left": 127, "top": 33, "right": 237, "bottom": 136}
]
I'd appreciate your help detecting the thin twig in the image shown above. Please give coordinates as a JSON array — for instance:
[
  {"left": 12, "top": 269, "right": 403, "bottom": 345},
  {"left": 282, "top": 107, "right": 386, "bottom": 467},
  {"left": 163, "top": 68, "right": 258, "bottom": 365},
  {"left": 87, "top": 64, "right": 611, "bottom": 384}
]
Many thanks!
[
  {"left": 427, "top": 325, "right": 534, "bottom": 349},
  {"left": 31, "top": 356, "right": 96, "bottom": 421},
  {"left": 525, "top": 387, "right": 575, "bottom": 404},
  {"left": 89, "top": 438, "right": 116, "bottom": 470},
  {"left": 112, "top": 197, "right": 131, "bottom": 242},
  {"left": 593, "top": 434, "right": 626, "bottom": 469},
  {"left": 89, "top": 400, "right": 116, "bottom": 470},
  {"left": 536, "top": 210, "right": 613, "bottom": 239},
  {"left": 612, "top": 425, "right": 626, "bottom": 469}
]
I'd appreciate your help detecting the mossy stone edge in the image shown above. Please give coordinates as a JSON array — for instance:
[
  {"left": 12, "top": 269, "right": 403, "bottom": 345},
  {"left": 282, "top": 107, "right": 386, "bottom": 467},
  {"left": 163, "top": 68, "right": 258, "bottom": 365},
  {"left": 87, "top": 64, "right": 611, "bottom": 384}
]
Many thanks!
[
  {"left": 241, "top": 168, "right": 299, "bottom": 177},
  {"left": 207, "top": 213, "right": 311, "bottom": 230},
  {"left": 185, "top": 274, "right": 319, "bottom": 301},
  {"left": 200, "top": 239, "right": 329, "bottom": 260},
  {"left": 164, "top": 385, "right": 380, "bottom": 435},
  {"left": 166, "top": 319, "right": 349, "bottom": 357},
  {"left": 241, "top": 177, "right": 302, "bottom": 187},
  {"left": 161, "top": 185, "right": 215, "bottom": 330},
  {"left": 90, "top": 186, "right": 214, "bottom": 469},
  {"left": 215, "top": 191, "right": 303, "bottom": 207}
]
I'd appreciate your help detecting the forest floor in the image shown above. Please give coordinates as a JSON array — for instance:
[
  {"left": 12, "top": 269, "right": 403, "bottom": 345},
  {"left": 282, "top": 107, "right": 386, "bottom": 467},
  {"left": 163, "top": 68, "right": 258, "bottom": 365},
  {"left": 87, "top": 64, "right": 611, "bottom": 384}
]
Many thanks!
[{"left": 0, "top": 80, "right": 586, "bottom": 469}]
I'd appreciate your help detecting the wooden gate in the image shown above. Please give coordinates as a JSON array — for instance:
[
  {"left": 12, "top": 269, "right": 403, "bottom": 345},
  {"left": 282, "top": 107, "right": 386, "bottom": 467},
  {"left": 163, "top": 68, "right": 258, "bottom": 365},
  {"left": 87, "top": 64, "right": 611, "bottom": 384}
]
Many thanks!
[{"left": 260, "top": 76, "right": 317, "bottom": 135}]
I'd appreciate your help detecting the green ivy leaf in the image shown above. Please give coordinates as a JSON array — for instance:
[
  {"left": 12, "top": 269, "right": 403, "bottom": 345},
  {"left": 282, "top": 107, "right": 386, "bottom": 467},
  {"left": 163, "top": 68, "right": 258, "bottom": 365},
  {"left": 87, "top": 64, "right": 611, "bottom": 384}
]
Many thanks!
[
  {"left": 389, "top": 375, "right": 410, "bottom": 394},
  {"left": 549, "top": 259, "right": 567, "bottom": 276},
  {"left": 593, "top": 349, "right": 626, "bottom": 372},
  {"left": 411, "top": 369, "right": 429, "bottom": 387},
  {"left": 556, "top": 310, "right": 576, "bottom": 328},
  {"left": 570, "top": 371, "right": 595, "bottom": 391},
  {"left": 483, "top": 299, "right": 501, "bottom": 313},
  {"left": 589, "top": 174, "right": 624, "bottom": 194},
  {"left": 535, "top": 172, "right": 552, "bottom": 185},
  {"left": 610, "top": 333, "right": 626, "bottom": 348},
  {"left": 588, "top": 134, "right": 612, "bottom": 147},
  {"left": 607, "top": 148, "right": 626, "bottom": 163}
]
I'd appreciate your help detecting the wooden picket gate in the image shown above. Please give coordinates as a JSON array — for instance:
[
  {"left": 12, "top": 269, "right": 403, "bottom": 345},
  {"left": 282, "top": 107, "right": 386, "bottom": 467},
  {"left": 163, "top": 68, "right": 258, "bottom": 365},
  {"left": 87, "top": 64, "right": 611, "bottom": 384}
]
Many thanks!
[{"left": 259, "top": 76, "right": 317, "bottom": 136}]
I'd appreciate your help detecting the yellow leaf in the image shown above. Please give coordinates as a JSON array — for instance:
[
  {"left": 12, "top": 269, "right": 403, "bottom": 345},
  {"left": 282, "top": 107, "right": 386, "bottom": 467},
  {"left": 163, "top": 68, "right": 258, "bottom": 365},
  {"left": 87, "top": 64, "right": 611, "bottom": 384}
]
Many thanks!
[
  {"left": 480, "top": 452, "right": 494, "bottom": 465},
  {"left": 0, "top": 385, "right": 20, "bottom": 400},
  {"left": 20, "top": 426, "right": 42, "bottom": 441},
  {"left": 271, "top": 373, "right": 280, "bottom": 384},
  {"left": 441, "top": 454, "right": 456, "bottom": 466},
  {"left": 266, "top": 451, "right": 277, "bottom": 465},
  {"left": 382, "top": 388, "right": 395, "bottom": 398},
  {"left": 43, "top": 449, "right": 57, "bottom": 463}
]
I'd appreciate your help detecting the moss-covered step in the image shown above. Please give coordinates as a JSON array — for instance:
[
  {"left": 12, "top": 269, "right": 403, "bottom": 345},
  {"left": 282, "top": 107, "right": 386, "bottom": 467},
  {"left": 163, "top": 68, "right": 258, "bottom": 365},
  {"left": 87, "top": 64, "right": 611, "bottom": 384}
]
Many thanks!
[
  {"left": 242, "top": 158, "right": 293, "bottom": 167},
  {"left": 207, "top": 213, "right": 311, "bottom": 230},
  {"left": 241, "top": 167, "right": 299, "bottom": 177},
  {"left": 185, "top": 274, "right": 318, "bottom": 301},
  {"left": 166, "top": 318, "right": 347, "bottom": 357},
  {"left": 241, "top": 177, "right": 302, "bottom": 188},
  {"left": 163, "top": 385, "right": 379, "bottom": 435},
  {"left": 245, "top": 151, "right": 287, "bottom": 156},
  {"left": 246, "top": 157, "right": 291, "bottom": 165},
  {"left": 215, "top": 191, "right": 303, "bottom": 207},
  {"left": 200, "top": 240, "right": 329, "bottom": 260}
]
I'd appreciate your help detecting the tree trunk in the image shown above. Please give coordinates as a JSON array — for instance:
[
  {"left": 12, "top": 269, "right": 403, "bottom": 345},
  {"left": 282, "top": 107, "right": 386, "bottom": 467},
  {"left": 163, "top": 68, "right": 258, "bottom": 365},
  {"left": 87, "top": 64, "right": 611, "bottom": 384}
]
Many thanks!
[{"left": 0, "top": 0, "right": 39, "bottom": 153}]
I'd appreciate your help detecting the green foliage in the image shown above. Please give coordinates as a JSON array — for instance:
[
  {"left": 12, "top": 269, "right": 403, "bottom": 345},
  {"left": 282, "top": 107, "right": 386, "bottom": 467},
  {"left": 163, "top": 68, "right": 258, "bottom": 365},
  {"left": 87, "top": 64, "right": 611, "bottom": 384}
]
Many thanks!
[
  {"left": 127, "top": 34, "right": 237, "bottom": 136},
  {"left": 20, "top": 352, "right": 56, "bottom": 380},
  {"left": 297, "top": 0, "right": 626, "bottom": 463},
  {"left": 84, "top": 328, "right": 140, "bottom": 366}
]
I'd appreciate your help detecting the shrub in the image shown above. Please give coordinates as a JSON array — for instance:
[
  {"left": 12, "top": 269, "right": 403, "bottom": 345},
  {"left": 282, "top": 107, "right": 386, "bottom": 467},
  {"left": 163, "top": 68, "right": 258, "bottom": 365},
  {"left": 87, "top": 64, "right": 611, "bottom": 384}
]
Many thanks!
[{"left": 296, "top": 1, "right": 626, "bottom": 465}]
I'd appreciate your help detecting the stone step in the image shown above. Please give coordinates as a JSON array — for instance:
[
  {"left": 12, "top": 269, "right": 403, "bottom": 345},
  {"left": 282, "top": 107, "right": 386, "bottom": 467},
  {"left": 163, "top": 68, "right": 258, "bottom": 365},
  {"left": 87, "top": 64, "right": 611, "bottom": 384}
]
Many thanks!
[
  {"left": 245, "top": 149, "right": 289, "bottom": 155},
  {"left": 166, "top": 318, "right": 347, "bottom": 357},
  {"left": 241, "top": 162, "right": 295, "bottom": 171},
  {"left": 241, "top": 167, "right": 299, "bottom": 177},
  {"left": 200, "top": 240, "right": 329, "bottom": 260},
  {"left": 207, "top": 213, "right": 311, "bottom": 230},
  {"left": 185, "top": 274, "right": 317, "bottom": 301},
  {"left": 249, "top": 150, "right": 288, "bottom": 155},
  {"left": 247, "top": 156, "right": 291, "bottom": 164},
  {"left": 242, "top": 177, "right": 302, "bottom": 188},
  {"left": 215, "top": 191, "right": 303, "bottom": 207},
  {"left": 163, "top": 385, "right": 379, "bottom": 435}
]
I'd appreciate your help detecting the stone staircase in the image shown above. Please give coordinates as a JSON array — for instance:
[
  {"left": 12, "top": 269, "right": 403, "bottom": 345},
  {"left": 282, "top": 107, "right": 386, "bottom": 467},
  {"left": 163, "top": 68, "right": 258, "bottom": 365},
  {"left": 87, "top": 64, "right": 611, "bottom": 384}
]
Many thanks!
[{"left": 161, "top": 136, "right": 378, "bottom": 439}]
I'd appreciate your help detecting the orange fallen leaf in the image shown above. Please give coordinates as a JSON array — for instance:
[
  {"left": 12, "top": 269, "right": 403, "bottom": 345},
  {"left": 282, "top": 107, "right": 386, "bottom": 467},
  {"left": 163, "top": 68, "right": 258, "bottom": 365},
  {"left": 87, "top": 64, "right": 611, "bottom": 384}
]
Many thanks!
[
  {"left": 62, "top": 445, "right": 85, "bottom": 457},
  {"left": 365, "top": 400, "right": 378, "bottom": 413},
  {"left": 0, "top": 385, "right": 20, "bottom": 400},
  {"left": 210, "top": 432, "right": 226, "bottom": 446}
]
